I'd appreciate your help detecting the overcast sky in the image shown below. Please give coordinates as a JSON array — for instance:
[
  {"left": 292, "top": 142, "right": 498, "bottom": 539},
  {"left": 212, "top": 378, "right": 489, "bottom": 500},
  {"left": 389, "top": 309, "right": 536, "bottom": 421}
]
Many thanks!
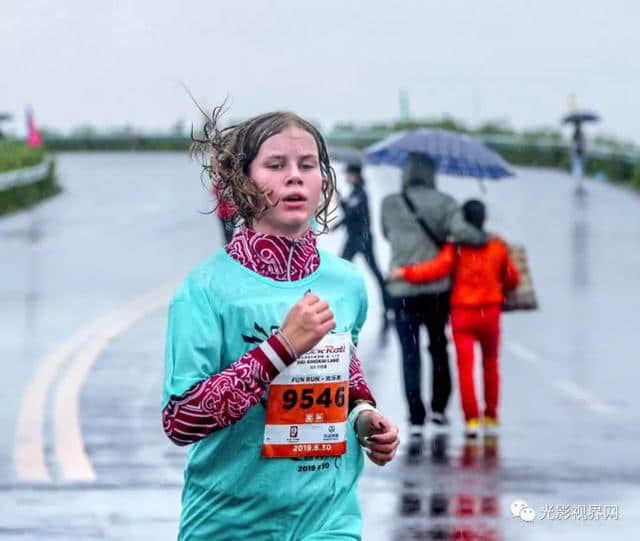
[{"left": 2, "top": 0, "right": 638, "bottom": 141}]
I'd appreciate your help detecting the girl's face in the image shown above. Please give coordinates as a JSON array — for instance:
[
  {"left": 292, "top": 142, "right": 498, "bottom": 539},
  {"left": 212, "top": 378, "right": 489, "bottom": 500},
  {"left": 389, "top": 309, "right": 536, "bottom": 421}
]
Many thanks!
[{"left": 249, "top": 125, "right": 323, "bottom": 238}]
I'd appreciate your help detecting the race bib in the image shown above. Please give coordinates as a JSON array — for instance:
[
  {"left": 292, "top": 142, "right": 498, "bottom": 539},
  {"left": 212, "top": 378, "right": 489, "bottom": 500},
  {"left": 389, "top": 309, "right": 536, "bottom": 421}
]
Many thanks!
[{"left": 263, "top": 333, "right": 350, "bottom": 458}]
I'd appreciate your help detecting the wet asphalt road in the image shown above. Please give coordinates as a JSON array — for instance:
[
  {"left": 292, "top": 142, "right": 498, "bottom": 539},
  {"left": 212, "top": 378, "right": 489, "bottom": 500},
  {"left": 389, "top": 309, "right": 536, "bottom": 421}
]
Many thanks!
[{"left": 1, "top": 152, "right": 640, "bottom": 540}]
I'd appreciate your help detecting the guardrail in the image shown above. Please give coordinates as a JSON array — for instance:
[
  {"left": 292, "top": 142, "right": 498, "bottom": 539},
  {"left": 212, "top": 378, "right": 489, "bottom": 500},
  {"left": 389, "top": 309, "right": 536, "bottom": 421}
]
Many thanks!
[{"left": 0, "top": 157, "right": 52, "bottom": 191}]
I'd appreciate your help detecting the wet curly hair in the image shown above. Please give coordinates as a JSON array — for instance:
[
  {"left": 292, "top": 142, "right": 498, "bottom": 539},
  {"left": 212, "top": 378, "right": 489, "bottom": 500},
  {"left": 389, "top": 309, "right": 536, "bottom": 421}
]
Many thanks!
[{"left": 190, "top": 105, "right": 338, "bottom": 234}]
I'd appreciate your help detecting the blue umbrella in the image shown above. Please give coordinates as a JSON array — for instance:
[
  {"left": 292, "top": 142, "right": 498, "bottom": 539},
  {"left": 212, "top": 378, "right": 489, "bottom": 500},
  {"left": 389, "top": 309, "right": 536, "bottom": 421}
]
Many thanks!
[{"left": 364, "top": 129, "right": 514, "bottom": 179}]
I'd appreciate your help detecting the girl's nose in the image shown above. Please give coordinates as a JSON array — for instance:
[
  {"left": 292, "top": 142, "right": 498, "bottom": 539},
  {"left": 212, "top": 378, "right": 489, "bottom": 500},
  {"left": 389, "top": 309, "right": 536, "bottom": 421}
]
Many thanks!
[{"left": 285, "top": 167, "right": 303, "bottom": 185}]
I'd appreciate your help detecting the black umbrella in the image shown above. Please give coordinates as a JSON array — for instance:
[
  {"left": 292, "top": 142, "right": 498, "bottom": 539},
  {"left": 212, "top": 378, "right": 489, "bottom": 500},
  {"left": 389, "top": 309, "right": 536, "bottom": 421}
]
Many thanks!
[{"left": 562, "top": 111, "right": 599, "bottom": 124}]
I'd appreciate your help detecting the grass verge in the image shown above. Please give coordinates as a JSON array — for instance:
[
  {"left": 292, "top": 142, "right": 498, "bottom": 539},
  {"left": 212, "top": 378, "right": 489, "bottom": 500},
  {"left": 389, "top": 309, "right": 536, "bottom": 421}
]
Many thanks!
[{"left": 0, "top": 162, "right": 62, "bottom": 217}]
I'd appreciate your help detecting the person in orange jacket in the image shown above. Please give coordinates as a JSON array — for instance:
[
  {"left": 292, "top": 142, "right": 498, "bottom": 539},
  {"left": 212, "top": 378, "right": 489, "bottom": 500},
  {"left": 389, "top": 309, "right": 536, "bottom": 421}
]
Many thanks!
[{"left": 389, "top": 199, "right": 520, "bottom": 438}]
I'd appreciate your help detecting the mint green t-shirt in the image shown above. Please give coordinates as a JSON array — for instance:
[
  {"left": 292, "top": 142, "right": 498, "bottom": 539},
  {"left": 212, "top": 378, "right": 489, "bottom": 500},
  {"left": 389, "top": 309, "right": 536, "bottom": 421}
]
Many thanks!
[{"left": 163, "top": 249, "right": 369, "bottom": 541}]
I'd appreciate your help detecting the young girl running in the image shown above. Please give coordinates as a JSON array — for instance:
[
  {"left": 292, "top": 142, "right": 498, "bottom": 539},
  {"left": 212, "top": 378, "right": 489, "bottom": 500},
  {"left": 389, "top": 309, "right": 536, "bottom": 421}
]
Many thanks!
[
  {"left": 389, "top": 200, "right": 519, "bottom": 438},
  {"left": 162, "top": 109, "right": 399, "bottom": 540}
]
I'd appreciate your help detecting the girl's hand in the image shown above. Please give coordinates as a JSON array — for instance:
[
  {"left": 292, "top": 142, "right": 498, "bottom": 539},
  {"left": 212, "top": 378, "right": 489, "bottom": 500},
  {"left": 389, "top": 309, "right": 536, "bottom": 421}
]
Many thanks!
[
  {"left": 388, "top": 268, "right": 405, "bottom": 282},
  {"left": 279, "top": 293, "right": 335, "bottom": 356},
  {"left": 355, "top": 410, "right": 400, "bottom": 466}
]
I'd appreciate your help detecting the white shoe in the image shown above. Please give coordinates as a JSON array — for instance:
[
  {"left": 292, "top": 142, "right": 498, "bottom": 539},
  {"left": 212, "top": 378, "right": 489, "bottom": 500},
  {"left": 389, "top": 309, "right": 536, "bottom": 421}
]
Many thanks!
[
  {"left": 464, "top": 418, "right": 481, "bottom": 439},
  {"left": 483, "top": 416, "right": 499, "bottom": 437},
  {"left": 429, "top": 412, "right": 450, "bottom": 433}
]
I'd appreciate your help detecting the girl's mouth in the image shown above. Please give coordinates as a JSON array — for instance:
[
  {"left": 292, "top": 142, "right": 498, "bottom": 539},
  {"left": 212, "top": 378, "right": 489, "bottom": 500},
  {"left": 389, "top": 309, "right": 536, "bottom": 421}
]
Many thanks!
[{"left": 282, "top": 194, "right": 307, "bottom": 208}]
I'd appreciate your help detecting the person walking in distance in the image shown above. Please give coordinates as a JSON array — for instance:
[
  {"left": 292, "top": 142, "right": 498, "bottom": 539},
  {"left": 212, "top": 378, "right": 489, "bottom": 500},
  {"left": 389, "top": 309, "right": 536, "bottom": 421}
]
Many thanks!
[
  {"left": 333, "top": 163, "right": 391, "bottom": 335},
  {"left": 163, "top": 109, "right": 399, "bottom": 540},
  {"left": 381, "top": 153, "right": 486, "bottom": 454},
  {"left": 571, "top": 123, "right": 587, "bottom": 195},
  {"left": 390, "top": 199, "right": 520, "bottom": 438},
  {"left": 571, "top": 123, "right": 586, "bottom": 179}
]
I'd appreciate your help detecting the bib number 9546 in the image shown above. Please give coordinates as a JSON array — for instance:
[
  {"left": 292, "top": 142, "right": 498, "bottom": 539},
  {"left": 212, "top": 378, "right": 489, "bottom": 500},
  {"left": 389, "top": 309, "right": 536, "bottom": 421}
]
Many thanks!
[{"left": 282, "top": 386, "right": 346, "bottom": 410}]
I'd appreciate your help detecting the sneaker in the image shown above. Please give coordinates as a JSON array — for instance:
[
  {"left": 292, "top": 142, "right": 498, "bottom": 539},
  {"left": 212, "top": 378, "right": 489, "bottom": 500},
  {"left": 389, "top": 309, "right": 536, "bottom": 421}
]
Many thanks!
[
  {"left": 483, "top": 416, "right": 499, "bottom": 437},
  {"left": 429, "top": 412, "right": 449, "bottom": 433},
  {"left": 430, "top": 412, "right": 449, "bottom": 425},
  {"left": 408, "top": 425, "right": 424, "bottom": 457},
  {"left": 464, "top": 418, "right": 480, "bottom": 439}
]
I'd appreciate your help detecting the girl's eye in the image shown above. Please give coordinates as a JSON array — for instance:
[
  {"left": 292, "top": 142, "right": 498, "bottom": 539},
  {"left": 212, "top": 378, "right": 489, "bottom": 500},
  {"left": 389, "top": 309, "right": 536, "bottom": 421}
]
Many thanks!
[
  {"left": 267, "top": 163, "right": 283, "bottom": 170},
  {"left": 301, "top": 163, "right": 316, "bottom": 170}
]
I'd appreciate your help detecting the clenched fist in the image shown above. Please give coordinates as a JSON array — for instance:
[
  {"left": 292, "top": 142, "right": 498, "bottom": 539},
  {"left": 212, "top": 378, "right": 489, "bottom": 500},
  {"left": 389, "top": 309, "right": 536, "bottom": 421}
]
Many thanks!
[
  {"left": 278, "top": 293, "right": 336, "bottom": 356},
  {"left": 355, "top": 411, "right": 399, "bottom": 466}
]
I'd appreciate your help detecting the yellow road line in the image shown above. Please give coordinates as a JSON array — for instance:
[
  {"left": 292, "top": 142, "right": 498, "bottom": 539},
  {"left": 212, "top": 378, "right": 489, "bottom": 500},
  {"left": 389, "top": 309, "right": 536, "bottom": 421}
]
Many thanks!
[
  {"left": 54, "top": 284, "right": 174, "bottom": 481},
  {"left": 14, "top": 317, "right": 110, "bottom": 482},
  {"left": 15, "top": 282, "right": 176, "bottom": 483}
]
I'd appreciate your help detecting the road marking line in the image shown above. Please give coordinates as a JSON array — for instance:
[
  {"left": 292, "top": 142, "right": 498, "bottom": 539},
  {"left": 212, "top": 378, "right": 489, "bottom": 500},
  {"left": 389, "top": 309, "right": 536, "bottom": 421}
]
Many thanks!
[
  {"left": 505, "top": 342, "right": 540, "bottom": 365},
  {"left": 15, "top": 282, "right": 176, "bottom": 483},
  {"left": 14, "top": 317, "right": 112, "bottom": 482},
  {"left": 54, "top": 283, "right": 175, "bottom": 482},
  {"left": 552, "top": 380, "right": 619, "bottom": 415},
  {"left": 507, "top": 341, "right": 620, "bottom": 416}
]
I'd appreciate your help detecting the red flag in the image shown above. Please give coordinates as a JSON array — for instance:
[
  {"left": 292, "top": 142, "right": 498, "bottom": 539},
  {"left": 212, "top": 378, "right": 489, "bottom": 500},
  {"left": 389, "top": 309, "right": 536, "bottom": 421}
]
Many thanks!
[{"left": 26, "top": 108, "right": 43, "bottom": 148}]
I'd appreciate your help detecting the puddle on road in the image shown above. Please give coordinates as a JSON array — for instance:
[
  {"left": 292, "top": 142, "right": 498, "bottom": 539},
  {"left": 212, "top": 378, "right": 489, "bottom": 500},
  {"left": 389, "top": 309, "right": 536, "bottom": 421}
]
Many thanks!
[
  {"left": 360, "top": 434, "right": 635, "bottom": 540},
  {"left": 362, "top": 435, "right": 504, "bottom": 540}
]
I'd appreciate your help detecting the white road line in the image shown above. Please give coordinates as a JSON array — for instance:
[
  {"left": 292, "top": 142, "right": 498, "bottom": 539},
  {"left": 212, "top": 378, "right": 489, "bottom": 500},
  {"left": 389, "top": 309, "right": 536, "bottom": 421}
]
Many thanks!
[
  {"left": 552, "top": 380, "right": 619, "bottom": 415},
  {"left": 54, "top": 283, "right": 175, "bottom": 482},
  {"left": 506, "top": 340, "right": 620, "bottom": 416},
  {"left": 505, "top": 341, "right": 541, "bottom": 365}
]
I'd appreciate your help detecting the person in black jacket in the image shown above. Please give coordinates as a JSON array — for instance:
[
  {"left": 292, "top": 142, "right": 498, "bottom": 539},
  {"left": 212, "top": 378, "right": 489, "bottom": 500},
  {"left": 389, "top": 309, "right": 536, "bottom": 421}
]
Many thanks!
[{"left": 334, "top": 164, "right": 391, "bottom": 334}]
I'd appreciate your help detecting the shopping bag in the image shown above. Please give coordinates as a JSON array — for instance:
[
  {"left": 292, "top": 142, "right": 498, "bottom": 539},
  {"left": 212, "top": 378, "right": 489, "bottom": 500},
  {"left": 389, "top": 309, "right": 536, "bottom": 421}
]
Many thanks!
[{"left": 503, "top": 244, "right": 538, "bottom": 312}]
